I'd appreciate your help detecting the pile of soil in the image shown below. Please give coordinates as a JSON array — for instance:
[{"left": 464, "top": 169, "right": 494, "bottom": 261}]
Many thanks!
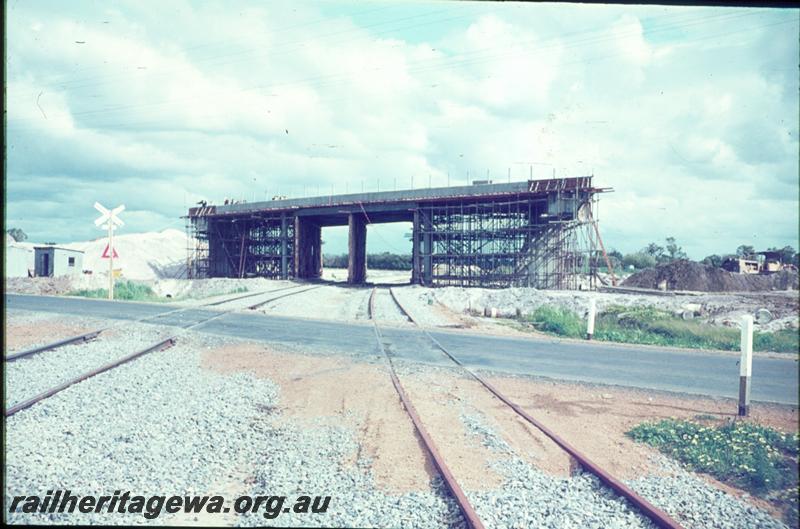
[{"left": 622, "top": 260, "right": 799, "bottom": 292}]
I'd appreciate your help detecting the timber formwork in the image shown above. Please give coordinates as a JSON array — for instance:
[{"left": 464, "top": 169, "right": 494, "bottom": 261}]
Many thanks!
[{"left": 185, "top": 177, "right": 608, "bottom": 289}]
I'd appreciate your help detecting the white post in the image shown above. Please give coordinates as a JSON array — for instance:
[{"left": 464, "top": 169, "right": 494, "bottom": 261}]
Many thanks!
[
  {"left": 738, "top": 314, "right": 754, "bottom": 416},
  {"left": 108, "top": 224, "right": 114, "bottom": 300},
  {"left": 586, "top": 298, "right": 597, "bottom": 340}
]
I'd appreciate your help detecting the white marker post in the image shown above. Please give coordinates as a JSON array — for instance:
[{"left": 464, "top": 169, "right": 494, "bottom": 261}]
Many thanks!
[
  {"left": 738, "top": 314, "right": 754, "bottom": 416},
  {"left": 94, "top": 202, "right": 125, "bottom": 300},
  {"left": 586, "top": 298, "right": 597, "bottom": 340}
]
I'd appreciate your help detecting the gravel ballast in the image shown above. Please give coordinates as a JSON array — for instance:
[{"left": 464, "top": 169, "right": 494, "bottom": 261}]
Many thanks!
[
  {"left": 628, "top": 457, "right": 790, "bottom": 529},
  {"left": 5, "top": 324, "right": 174, "bottom": 410},
  {"left": 5, "top": 333, "right": 461, "bottom": 527},
  {"left": 237, "top": 420, "right": 465, "bottom": 528},
  {"left": 460, "top": 409, "right": 657, "bottom": 529},
  {"left": 5, "top": 335, "right": 279, "bottom": 525},
  {"left": 459, "top": 404, "right": 789, "bottom": 529}
]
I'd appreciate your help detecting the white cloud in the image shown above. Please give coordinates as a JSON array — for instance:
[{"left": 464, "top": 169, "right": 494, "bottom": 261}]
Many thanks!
[{"left": 5, "top": 1, "right": 798, "bottom": 257}]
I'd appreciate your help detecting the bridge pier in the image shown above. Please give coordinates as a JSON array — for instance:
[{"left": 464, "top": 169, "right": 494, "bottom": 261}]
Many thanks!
[
  {"left": 348, "top": 213, "right": 367, "bottom": 284},
  {"left": 294, "top": 217, "right": 322, "bottom": 279}
]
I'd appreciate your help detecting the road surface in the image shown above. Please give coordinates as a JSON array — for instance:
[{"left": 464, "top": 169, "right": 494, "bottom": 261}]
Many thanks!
[{"left": 6, "top": 294, "right": 798, "bottom": 405}]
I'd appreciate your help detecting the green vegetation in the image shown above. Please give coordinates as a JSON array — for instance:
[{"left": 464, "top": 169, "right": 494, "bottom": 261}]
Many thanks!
[
  {"left": 621, "top": 236, "right": 688, "bottom": 270},
  {"left": 70, "top": 282, "right": 251, "bottom": 302},
  {"left": 528, "top": 306, "right": 586, "bottom": 337},
  {"left": 6, "top": 227, "right": 28, "bottom": 242},
  {"left": 621, "top": 238, "right": 799, "bottom": 270},
  {"left": 622, "top": 252, "right": 656, "bottom": 270},
  {"left": 628, "top": 419, "right": 799, "bottom": 524},
  {"left": 522, "top": 305, "right": 799, "bottom": 353},
  {"left": 70, "top": 280, "right": 162, "bottom": 301},
  {"left": 323, "top": 252, "right": 411, "bottom": 270},
  {"left": 70, "top": 280, "right": 159, "bottom": 301}
]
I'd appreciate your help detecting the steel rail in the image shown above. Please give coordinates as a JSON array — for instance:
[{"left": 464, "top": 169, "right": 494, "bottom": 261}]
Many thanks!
[
  {"left": 388, "top": 287, "right": 684, "bottom": 529},
  {"left": 246, "top": 285, "right": 322, "bottom": 310},
  {"left": 4, "top": 285, "right": 306, "bottom": 362},
  {"left": 203, "top": 283, "right": 305, "bottom": 306},
  {"left": 369, "top": 288, "right": 485, "bottom": 529},
  {"left": 5, "top": 338, "right": 176, "bottom": 417},
  {"left": 4, "top": 285, "right": 319, "bottom": 416},
  {"left": 6, "top": 330, "right": 104, "bottom": 362}
]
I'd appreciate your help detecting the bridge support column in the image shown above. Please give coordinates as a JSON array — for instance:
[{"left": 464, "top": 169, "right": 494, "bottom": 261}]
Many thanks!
[
  {"left": 294, "top": 217, "right": 322, "bottom": 279},
  {"left": 348, "top": 214, "right": 367, "bottom": 284}
]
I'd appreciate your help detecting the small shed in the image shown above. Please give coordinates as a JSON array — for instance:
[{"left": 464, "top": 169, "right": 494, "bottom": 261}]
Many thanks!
[{"left": 34, "top": 246, "right": 84, "bottom": 277}]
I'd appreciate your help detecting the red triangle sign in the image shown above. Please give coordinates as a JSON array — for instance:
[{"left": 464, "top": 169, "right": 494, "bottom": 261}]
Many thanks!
[{"left": 101, "top": 244, "right": 119, "bottom": 259}]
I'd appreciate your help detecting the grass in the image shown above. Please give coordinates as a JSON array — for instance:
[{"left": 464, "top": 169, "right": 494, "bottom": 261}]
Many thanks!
[
  {"left": 70, "top": 282, "right": 251, "bottom": 302},
  {"left": 522, "top": 305, "right": 799, "bottom": 353},
  {"left": 69, "top": 280, "right": 162, "bottom": 301},
  {"left": 628, "top": 418, "right": 799, "bottom": 524}
]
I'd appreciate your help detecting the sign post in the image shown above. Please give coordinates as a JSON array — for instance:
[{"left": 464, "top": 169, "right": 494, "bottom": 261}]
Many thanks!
[
  {"left": 94, "top": 202, "right": 125, "bottom": 300},
  {"left": 586, "top": 298, "right": 597, "bottom": 340},
  {"left": 738, "top": 314, "right": 754, "bottom": 416}
]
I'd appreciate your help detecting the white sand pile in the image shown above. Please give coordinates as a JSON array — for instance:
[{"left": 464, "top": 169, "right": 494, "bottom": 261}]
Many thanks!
[{"left": 64, "top": 228, "right": 189, "bottom": 280}]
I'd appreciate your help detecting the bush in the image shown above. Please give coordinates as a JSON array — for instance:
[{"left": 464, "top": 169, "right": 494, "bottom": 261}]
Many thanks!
[
  {"left": 623, "top": 252, "right": 656, "bottom": 270},
  {"left": 527, "top": 306, "right": 584, "bottom": 338}
]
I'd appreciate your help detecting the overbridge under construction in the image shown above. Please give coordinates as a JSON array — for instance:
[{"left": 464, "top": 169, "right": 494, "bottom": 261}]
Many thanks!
[{"left": 185, "top": 176, "right": 611, "bottom": 289}]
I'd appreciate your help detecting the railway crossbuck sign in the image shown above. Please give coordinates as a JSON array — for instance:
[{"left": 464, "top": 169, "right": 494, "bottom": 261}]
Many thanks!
[{"left": 94, "top": 202, "right": 124, "bottom": 300}]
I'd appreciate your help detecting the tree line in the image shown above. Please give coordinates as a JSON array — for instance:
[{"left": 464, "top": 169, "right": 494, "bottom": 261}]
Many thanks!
[
  {"left": 607, "top": 238, "right": 799, "bottom": 271},
  {"left": 323, "top": 252, "right": 411, "bottom": 270}
]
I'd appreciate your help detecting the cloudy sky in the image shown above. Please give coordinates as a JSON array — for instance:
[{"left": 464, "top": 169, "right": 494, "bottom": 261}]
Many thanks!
[{"left": 6, "top": 1, "right": 799, "bottom": 257}]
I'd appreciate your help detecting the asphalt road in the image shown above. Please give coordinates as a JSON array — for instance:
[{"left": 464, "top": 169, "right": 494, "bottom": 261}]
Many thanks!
[{"left": 6, "top": 294, "right": 798, "bottom": 405}]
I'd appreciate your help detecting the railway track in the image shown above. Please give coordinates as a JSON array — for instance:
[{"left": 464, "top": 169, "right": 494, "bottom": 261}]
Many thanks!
[
  {"left": 368, "top": 288, "right": 485, "bottom": 529},
  {"left": 369, "top": 286, "right": 684, "bottom": 529},
  {"left": 4, "top": 284, "right": 319, "bottom": 417},
  {"left": 5, "top": 284, "right": 316, "bottom": 363}
]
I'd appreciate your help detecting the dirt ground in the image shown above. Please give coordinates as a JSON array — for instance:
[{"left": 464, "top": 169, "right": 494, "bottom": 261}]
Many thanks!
[
  {"left": 201, "top": 343, "right": 574, "bottom": 495},
  {"left": 200, "top": 341, "right": 798, "bottom": 522},
  {"left": 201, "top": 344, "right": 435, "bottom": 494},
  {"left": 5, "top": 318, "right": 97, "bottom": 352},
  {"left": 486, "top": 374, "right": 798, "bottom": 518}
]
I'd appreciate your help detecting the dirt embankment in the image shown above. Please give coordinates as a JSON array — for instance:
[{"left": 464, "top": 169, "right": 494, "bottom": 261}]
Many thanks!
[{"left": 623, "top": 260, "right": 799, "bottom": 292}]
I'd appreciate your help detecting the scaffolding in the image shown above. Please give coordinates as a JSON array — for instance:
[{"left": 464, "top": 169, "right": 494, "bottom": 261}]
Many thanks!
[
  {"left": 417, "top": 189, "right": 600, "bottom": 289},
  {"left": 186, "top": 212, "right": 294, "bottom": 280}
]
